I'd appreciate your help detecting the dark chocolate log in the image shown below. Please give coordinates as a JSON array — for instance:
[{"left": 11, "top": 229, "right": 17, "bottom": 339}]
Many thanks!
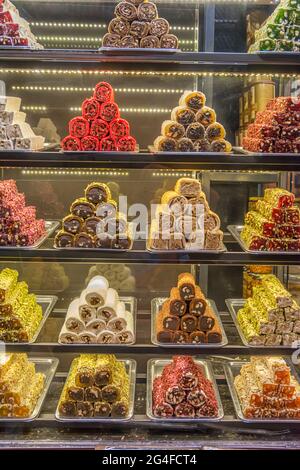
[
  {"left": 75, "top": 367, "right": 94, "bottom": 387},
  {"left": 177, "top": 272, "right": 196, "bottom": 301},
  {"left": 181, "top": 314, "right": 198, "bottom": 333},
  {"left": 111, "top": 233, "right": 132, "bottom": 250},
  {"left": 160, "top": 34, "right": 179, "bottom": 49},
  {"left": 157, "top": 329, "right": 174, "bottom": 343},
  {"left": 187, "top": 389, "right": 208, "bottom": 407},
  {"left": 115, "top": 1, "right": 137, "bottom": 21},
  {"left": 178, "top": 372, "right": 198, "bottom": 390},
  {"left": 59, "top": 400, "right": 77, "bottom": 417},
  {"left": 94, "top": 370, "right": 111, "bottom": 388},
  {"left": 94, "top": 233, "right": 113, "bottom": 249},
  {"left": 67, "top": 387, "right": 84, "bottom": 401},
  {"left": 101, "top": 385, "right": 120, "bottom": 404},
  {"left": 85, "top": 182, "right": 111, "bottom": 205},
  {"left": 140, "top": 35, "right": 160, "bottom": 48},
  {"left": 149, "top": 18, "right": 169, "bottom": 37},
  {"left": 169, "top": 288, "right": 186, "bottom": 316},
  {"left": 83, "top": 217, "right": 103, "bottom": 236},
  {"left": 108, "top": 17, "right": 130, "bottom": 37},
  {"left": 76, "top": 401, "right": 94, "bottom": 417},
  {"left": 63, "top": 215, "right": 83, "bottom": 235},
  {"left": 54, "top": 230, "right": 74, "bottom": 248},
  {"left": 173, "top": 331, "right": 189, "bottom": 343},
  {"left": 102, "top": 33, "right": 121, "bottom": 48},
  {"left": 174, "top": 402, "right": 195, "bottom": 418},
  {"left": 130, "top": 20, "right": 149, "bottom": 38},
  {"left": 111, "top": 400, "right": 129, "bottom": 418},
  {"left": 189, "top": 292, "right": 207, "bottom": 317},
  {"left": 207, "top": 322, "right": 222, "bottom": 343},
  {"left": 74, "top": 232, "right": 94, "bottom": 248},
  {"left": 165, "top": 386, "right": 185, "bottom": 405},
  {"left": 71, "top": 198, "right": 95, "bottom": 219},
  {"left": 190, "top": 331, "right": 206, "bottom": 344},
  {"left": 198, "top": 315, "right": 215, "bottom": 332},
  {"left": 85, "top": 386, "right": 102, "bottom": 402},
  {"left": 163, "top": 314, "right": 180, "bottom": 331},
  {"left": 137, "top": 2, "right": 158, "bottom": 21},
  {"left": 94, "top": 401, "right": 111, "bottom": 417}
]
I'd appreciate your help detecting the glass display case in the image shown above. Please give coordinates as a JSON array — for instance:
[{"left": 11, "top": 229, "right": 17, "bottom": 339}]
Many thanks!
[{"left": 0, "top": 0, "right": 300, "bottom": 450}]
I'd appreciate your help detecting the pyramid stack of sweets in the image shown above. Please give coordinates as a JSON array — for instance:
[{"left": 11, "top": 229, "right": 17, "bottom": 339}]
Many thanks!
[
  {"left": 152, "top": 356, "right": 219, "bottom": 418},
  {"left": 61, "top": 81, "right": 137, "bottom": 152},
  {"left": 85, "top": 264, "right": 136, "bottom": 291},
  {"left": 58, "top": 354, "right": 130, "bottom": 418},
  {"left": 248, "top": 0, "right": 300, "bottom": 52},
  {"left": 59, "top": 275, "right": 134, "bottom": 345},
  {"left": 243, "top": 97, "right": 300, "bottom": 153},
  {"left": 241, "top": 187, "right": 300, "bottom": 251},
  {"left": 0, "top": 96, "right": 45, "bottom": 150},
  {"left": 54, "top": 182, "right": 132, "bottom": 250},
  {"left": 0, "top": 179, "right": 45, "bottom": 247},
  {"left": 156, "top": 273, "right": 222, "bottom": 344},
  {"left": 234, "top": 356, "right": 300, "bottom": 419},
  {"left": 0, "top": 353, "right": 45, "bottom": 417},
  {"left": 149, "top": 177, "right": 223, "bottom": 251},
  {"left": 153, "top": 90, "right": 232, "bottom": 153},
  {"left": 0, "top": 268, "right": 43, "bottom": 342},
  {"left": 102, "top": 0, "right": 178, "bottom": 49},
  {"left": 237, "top": 274, "right": 300, "bottom": 346},
  {"left": 0, "top": 0, "right": 42, "bottom": 48}
]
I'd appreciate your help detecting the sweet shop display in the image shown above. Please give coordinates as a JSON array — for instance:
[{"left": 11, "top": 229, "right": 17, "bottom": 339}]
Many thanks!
[
  {"left": 0, "top": 95, "right": 45, "bottom": 150},
  {"left": 0, "top": 0, "right": 42, "bottom": 49},
  {"left": 249, "top": 0, "right": 300, "bottom": 52},
  {"left": 61, "top": 81, "right": 137, "bottom": 152},
  {"left": 54, "top": 182, "right": 132, "bottom": 250},
  {"left": 58, "top": 354, "right": 130, "bottom": 418},
  {"left": 0, "top": 353, "right": 45, "bottom": 417},
  {"left": 241, "top": 187, "right": 300, "bottom": 251},
  {"left": 243, "top": 96, "right": 300, "bottom": 153},
  {"left": 0, "top": 268, "right": 43, "bottom": 342},
  {"left": 236, "top": 274, "right": 300, "bottom": 346},
  {"left": 152, "top": 356, "right": 219, "bottom": 418},
  {"left": 148, "top": 177, "right": 224, "bottom": 251},
  {"left": 155, "top": 272, "right": 223, "bottom": 344},
  {"left": 85, "top": 264, "right": 136, "bottom": 291},
  {"left": 102, "top": 0, "right": 179, "bottom": 50},
  {"left": 153, "top": 90, "right": 232, "bottom": 153},
  {"left": 0, "top": 179, "right": 46, "bottom": 247},
  {"left": 243, "top": 265, "right": 273, "bottom": 298},
  {"left": 234, "top": 356, "right": 300, "bottom": 419},
  {"left": 59, "top": 275, "right": 134, "bottom": 344}
]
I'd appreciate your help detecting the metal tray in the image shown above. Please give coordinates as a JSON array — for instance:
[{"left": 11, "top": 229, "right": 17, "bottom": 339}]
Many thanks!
[
  {"left": 0, "top": 357, "right": 59, "bottom": 422},
  {"left": 146, "top": 358, "right": 224, "bottom": 422},
  {"left": 148, "top": 145, "right": 234, "bottom": 156},
  {"left": 228, "top": 224, "right": 300, "bottom": 255},
  {"left": 58, "top": 296, "right": 137, "bottom": 345},
  {"left": 0, "top": 220, "right": 59, "bottom": 250},
  {"left": 236, "top": 147, "right": 299, "bottom": 158},
  {"left": 99, "top": 47, "right": 180, "bottom": 54},
  {"left": 3, "top": 295, "right": 58, "bottom": 345},
  {"left": 225, "top": 298, "right": 300, "bottom": 349},
  {"left": 146, "top": 239, "right": 227, "bottom": 254},
  {"left": 151, "top": 297, "right": 228, "bottom": 348},
  {"left": 224, "top": 359, "right": 300, "bottom": 424},
  {"left": 55, "top": 359, "right": 136, "bottom": 423}
]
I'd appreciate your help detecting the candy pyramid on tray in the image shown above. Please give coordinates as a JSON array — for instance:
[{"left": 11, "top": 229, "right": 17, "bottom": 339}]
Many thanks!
[
  {"left": 0, "top": 0, "right": 42, "bottom": 49},
  {"left": 0, "top": 179, "right": 45, "bottom": 247},
  {"left": 241, "top": 187, "right": 300, "bottom": 251},
  {"left": 234, "top": 356, "right": 300, "bottom": 419},
  {"left": 0, "top": 95, "right": 45, "bottom": 150},
  {"left": 61, "top": 81, "right": 137, "bottom": 152},
  {"left": 152, "top": 356, "right": 219, "bottom": 418},
  {"left": 102, "top": 0, "right": 179, "bottom": 49},
  {"left": 59, "top": 274, "right": 134, "bottom": 345},
  {"left": 54, "top": 182, "right": 132, "bottom": 250},
  {"left": 248, "top": 0, "right": 300, "bottom": 52},
  {"left": 148, "top": 177, "right": 224, "bottom": 251},
  {"left": 155, "top": 272, "right": 223, "bottom": 344},
  {"left": 243, "top": 96, "right": 300, "bottom": 153},
  {"left": 237, "top": 274, "right": 300, "bottom": 346},
  {"left": 153, "top": 90, "right": 232, "bottom": 153}
]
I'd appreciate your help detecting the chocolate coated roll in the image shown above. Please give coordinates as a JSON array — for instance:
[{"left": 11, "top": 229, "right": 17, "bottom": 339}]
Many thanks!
[
  {"left": 63, "top": 215, "right": 83, "bottom": 235},
  {"left": 161, "top": 120, "right": 185, "bottom": 140},
  {"left": 157, "top": 329, "right": 174, "bottom": 343},
  {"left": 111, "top": 400, "right": 129, "bottom": 418},
  {"left": 177, "top": 272, "right": 196, "bottom": 301},
  {"left": 94, "top": 401, "right": 111, "bottom": 417},
  {"left": 154, "top": 135, "right": 176, "bottom": 152},
  {"left": 130, "top": 20, "right": 149, "bottom": 38},
  {"left": 181, "top": 314, "right": 198, "bottom": 333},
  {"left": 111, "top": 233, "right": 132, "bottom": 250},
  {"left": 102, "top": 33, "right": 121, "bottom": 48},
  {"left": 54, "top": 230, "right": 74, "bottom": 248},
  {"left": 207, "top": 322, "right": 222, "bottom": 343},
  {"left": 160, "top": 34, "right": 179, "bottom": 49},
  {"left": 120, "top": 35, "right": 139, "bottom": 48},
  {"left": 190, "top": 331, "right": 206, "bottom": 344},
  {"left": 83, "top": 217, "right": 103, "bottom": 236},
  {"left": 163, "top": 312, "right": 180, "bottom": 331},
  {"left": 171, "top": 106, "right": 195, "bottom": 127},
  {"left": 59, "top": 400, "right": 77, "bottom": 417},
  {"left": 115, "top": 1, "right": 137, "bottom": 21},
  {"left": 173, "top": 331, "right": 189, "bottom": 343},
  {"left": 178, "top": 371, "right": 198, "bottom": 391},
  {"left": 67, "top": 386, "right": 84, "bottom": 401},
  {"left": 85, "top": 386, "right": 102, "bottom": 402},
  {"left": 137, "top": 2, "right": 158, "bottom": 21},
  {"left": 196, "top": 106, "right": 216, "bottom": 127},
  {"left": 179, "top": 91, "right": 206, "bottom": 111},
  {"left": 174, "top": 402, "right": 195, "bottom": 418},
  {"left": 71, "top": 198, "right": 95, "bottom": 219},
  {"left": 85, "top": 182, "right": 111, "bottom": 205},
  {"left": 74, "top": 233, "right": 94, "bottom": 248},
  {"left": 76, "top": 401, "right": 93, "bottom": 417},
  {"left": 210, "top": 138, "right": 232, "bottom": 153},
  {"left": 169, "top": 288, "right": 186, "bottom": 316},
  {"left": 206, "top": 122, "right": 226, "bottom": 142},
  {"left": 187, "top": 389, "right": 207, "bottom": 407},
  {"left": 94, "top": 233, "right": 113, "bottom": 249},
  {"left": 108, "top": 17, "right": 130, "bottom": 37},
  {"left": 194, "top": 138, "right": 211, "bottom": 152},
  {"left": 177, "top": 137, "right": 194, "bottom": 152},
  {"left": 165, "top": 385, "right": 185, "bottom": 405},
  {"left": 186, "top": 122, "right": 205, "bottom": 141},
  {"left": 189, "top": 289, "right": 207, "bottom": 316},
  {"left": 140, "top": 35, "right": 160, "bottom": 48},
  {"left": 198, "top": 315, "right": 215, "bottom": 331},
  {"left": 149, "top": 18, "right": 169, "bottom": 37},
  {"left": 102, "top": 385, "right": 120, "bottom": 404}
]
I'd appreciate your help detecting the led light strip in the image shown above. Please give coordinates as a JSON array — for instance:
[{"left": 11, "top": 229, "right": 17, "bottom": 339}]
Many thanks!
[
  {"left": 36, "top": 35, "right": 195, "bottom": 44},
  {"left": 69, "top": 106, "right": 171, "bottom": 113},
  {"left": 13, "top": 85, "right": 184, "bottom": 94},
  {"left": 21, "top": 106, "right": 47, "bottom": 111},
  {"left": 22, "top": 169, "right": 129, "bottom": 176},
  {"left": 30, "top": 22, "right": 197, "bottom": 32}
]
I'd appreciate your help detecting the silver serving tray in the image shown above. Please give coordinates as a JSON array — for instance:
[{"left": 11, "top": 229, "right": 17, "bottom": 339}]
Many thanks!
[
  {"left": 55, "top": 359, "right": 136, "bottom": 423},
  {"left": 146, "top": 358, "right": 224, "bottom": 422},
  {"left": 0, "top": 357, "right": 59, "bottom": 422},
  {"left": 236, "top": 147, "right": 299, "bottom": 158},
  {"left": 0, "top": 220, "right": 59, "bottom": 250},
  {"left": 224, "top": 359, "right": 300, "bottom": 424},
  {"left": 228, "top": 224, "right": 300, "bottom": 255},
  {"left": 99, "top": 47, "right": 180, "bottom": 54},
  {"left": 146, "top": 239, "right": 227, "bottom": 254},
  {"left": 58, "top": 296, "right": 137, "bottom": 345},
  {"left": 3, "top": 295, "right": 58, "bottom": 345},
  {"left": 148, "top": 145, "right": 233, "bottom": 156},
  {"left": 151, "top": 297, "right": 228, "bottom": 348},
  {"left": 225, "top": 298, "right": 300, "bottom": 349}
]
